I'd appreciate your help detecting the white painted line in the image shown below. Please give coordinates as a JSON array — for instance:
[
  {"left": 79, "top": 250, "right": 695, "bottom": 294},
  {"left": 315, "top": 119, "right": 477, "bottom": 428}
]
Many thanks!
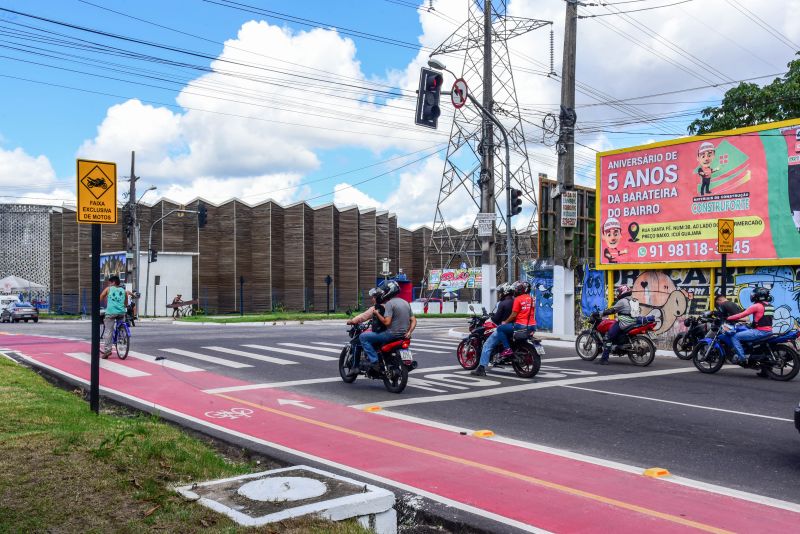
[
  {"left": 413, "top": 339, "right": 458, "bottom": 348},
  {"left": 204, "top": 346, "right": 298, "bottom": 365},
  {"left": 313, "top": 342, "right": 347, "bottom": 348},
  {"left": 416, "top": 365, "right": 464, "bottom": 373},
  {"left": 368, "top": 408, "right": 800, "bottom": 514},
  {"left": 17, "top": 352, "right": 800, "bottom": 521},
  {"left": 409, "top": 347, "right": 450, "bottom": 354},
  {"left": 279, "top": 343, "right": 341, "bottom": 353},
  {"left": 160, "top": 348, "right": 253, "bottom": 368},
  {"left": 64, "top": 352, "right": 150, "bottom": 378},
  {"left": 562, "top": 385, "right": 794, "bottom": 422},
  {"left": 127, "top": 350, "right": 204, "bottom": 372},
  {"left": 242, "top": 344, "right": 338, "bottom": 362},
  {"left": 204, "top": 377, "right": 342, "bottom": 394},
  {"left": 351, "top": 367, "right": 699, "bottom": 409}
]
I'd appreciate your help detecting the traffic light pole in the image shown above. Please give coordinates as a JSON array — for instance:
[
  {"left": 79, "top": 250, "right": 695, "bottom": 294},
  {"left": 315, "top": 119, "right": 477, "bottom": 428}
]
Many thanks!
[
  {"left": 144, "top": 209, "right": 196, "bottom": 317},
  {"left": 457, "top": 91, "right": 514, "bottom": 283}
]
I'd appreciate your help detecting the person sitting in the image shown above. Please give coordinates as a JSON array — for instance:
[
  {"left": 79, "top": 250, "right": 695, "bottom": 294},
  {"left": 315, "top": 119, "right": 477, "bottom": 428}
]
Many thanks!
[
  {"left": 99, "top": 275, "right": 127, "bottom": 359},
  {"left": 724, "top": 286, "right": 774, "bottom": 364},
  {"left": 596, "top": 284, "right": 640, "bottom": 365},
  {"left": 359, "top": 280, "right": 416, "bottom": 371},
  {"left": 347, "top": 288, "right": 385, "bottom": 330},
  {"left": 471, "top": 283, "right": 513, "bottom": 376},
  {"left": 714, "top": 293, "right": 743, "bottom": 320},
  {"left": 495, "top": 280, "right": 536, "bottom": 358}
]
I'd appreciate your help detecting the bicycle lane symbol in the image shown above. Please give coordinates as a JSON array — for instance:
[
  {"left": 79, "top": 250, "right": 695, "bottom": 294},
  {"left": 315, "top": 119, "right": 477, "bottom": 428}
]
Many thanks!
[{"left": 204, "top": 407, "right": 254, "bottom": 420}]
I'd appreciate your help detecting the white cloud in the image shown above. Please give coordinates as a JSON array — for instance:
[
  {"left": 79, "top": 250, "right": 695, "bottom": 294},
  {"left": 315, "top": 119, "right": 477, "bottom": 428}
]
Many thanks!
[{"left": 0, "top": 145, "right": 71, "bottom": 205}]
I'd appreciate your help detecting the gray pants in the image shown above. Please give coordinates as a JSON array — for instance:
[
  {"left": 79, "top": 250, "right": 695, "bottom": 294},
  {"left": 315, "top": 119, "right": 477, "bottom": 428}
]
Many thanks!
[{"left": 102, "top": 314, "right": 124, "bottom": 356}]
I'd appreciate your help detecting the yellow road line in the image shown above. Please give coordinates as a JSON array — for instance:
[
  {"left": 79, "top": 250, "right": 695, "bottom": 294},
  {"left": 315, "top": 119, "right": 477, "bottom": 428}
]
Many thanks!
[{"left": 216, "top": 393, "right": 733, "bottom": 534}]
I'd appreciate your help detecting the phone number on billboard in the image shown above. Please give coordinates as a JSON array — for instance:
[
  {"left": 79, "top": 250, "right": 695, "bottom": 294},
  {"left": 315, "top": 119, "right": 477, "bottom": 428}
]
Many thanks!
[{"left": 638, "top": 240, "right": 751, "bottom": 259}]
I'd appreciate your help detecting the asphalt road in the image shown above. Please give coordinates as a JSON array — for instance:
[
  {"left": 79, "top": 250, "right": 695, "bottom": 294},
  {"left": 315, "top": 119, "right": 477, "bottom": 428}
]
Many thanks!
[{"left": 5, "top": 318, "right": 800, "bottom": 512}]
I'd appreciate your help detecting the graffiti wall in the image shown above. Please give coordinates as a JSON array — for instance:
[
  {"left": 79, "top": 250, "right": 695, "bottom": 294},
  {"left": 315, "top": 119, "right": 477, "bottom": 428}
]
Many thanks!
[{"left": 522, "top": 260, "right": 555, "bottom": 332}]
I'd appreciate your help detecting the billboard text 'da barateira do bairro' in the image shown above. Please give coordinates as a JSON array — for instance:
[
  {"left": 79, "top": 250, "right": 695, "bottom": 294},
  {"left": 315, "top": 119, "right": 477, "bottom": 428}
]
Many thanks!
[{"left": 595, "top": 119, "right": 800, "bottom": 269}]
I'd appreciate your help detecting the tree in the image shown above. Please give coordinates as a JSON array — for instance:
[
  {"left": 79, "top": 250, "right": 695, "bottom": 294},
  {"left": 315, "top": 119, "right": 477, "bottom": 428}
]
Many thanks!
[{"left": 688, "top": 54, "right": 800, "bottom": 135}]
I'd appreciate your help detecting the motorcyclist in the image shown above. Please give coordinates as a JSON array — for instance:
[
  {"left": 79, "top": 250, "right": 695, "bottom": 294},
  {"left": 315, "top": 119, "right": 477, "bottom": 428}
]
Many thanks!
[
  {"left": 347, "top": 288, "right": 386, "bottom": 333},
  {"left": 596, "top": 284, "right": 639, "bottom": 365},
  {"left": 724, "top": 286, "right": 774, "bottom": 364},
  {"left": 471, "top": 282, "right": 514, "bottom": 376},
  {"left": 359, "top": 280, "right": 416, "bottom": 371},
  {"left": 714, "top": 293, "right": 743, "bottom": 320},
  {"left": 495, "top": 280, "right": 536, "bottom": 357}
]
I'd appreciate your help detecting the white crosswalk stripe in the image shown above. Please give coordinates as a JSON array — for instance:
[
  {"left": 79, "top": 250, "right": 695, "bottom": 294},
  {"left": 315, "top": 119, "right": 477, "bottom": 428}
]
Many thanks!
[
  {"left": 311, "top": 340, "right": 447, "bottom": 354},
  {"left": 204, "top": 346, "right": 298, "bottom": 365},
  {"left": 128, "top": 350, "right": 204, "bottom": 372},
  {"left": 279, "top": 343, "right": 341, "bottom": 354},
  {"left": 159, "top": 348, "right": 253, "bottom": 368},
  {"left": 65, "top": 352, "right": 150, "bottom": 377},
  {"left": 242, "top": 344, "right": 338, "bottom": 362},
  {"left": 313, "top": 342, "right": 349, "bottom": 348},
  {"left": 414, "top": 339, "right": 458, "bottom": 348}
]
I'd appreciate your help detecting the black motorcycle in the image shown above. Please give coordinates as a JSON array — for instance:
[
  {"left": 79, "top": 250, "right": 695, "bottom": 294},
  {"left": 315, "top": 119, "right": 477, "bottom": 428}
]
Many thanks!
[
  {"left": 338, "top": 323, "right": 418, "bottom": 393},
  {"left": 672, "top": 311, "right": 714, "bottom": 360}
]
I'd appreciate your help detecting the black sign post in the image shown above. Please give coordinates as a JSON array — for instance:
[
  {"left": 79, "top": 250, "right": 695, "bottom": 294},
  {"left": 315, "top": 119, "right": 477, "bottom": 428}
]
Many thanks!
[
  {"left": 90, "top": 224, "right": 101, "bottom": 414},
  {"left": 325, "top": 275, "right": 333, "bottom": 315},
  {"left": 717, "top": 219, "right": 734, "bottom": 301}
]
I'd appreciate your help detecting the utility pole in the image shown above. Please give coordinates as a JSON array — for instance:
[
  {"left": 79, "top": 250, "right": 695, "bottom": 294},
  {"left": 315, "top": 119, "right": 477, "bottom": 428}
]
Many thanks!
[
  {"left": 553, "top": 0, "right": 578, "bottom": 337},
  {"left": 127, "top": 151, "right": 138, "bottom": 299},
  {"left": 480, "top": 0, "right": 497, "bottom": 305}
]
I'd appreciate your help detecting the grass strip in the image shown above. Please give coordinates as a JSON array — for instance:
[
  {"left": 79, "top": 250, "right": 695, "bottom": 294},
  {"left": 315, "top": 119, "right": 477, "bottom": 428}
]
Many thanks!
[{"left": 0, "top": 356, "right": 369, "bottom": 533}]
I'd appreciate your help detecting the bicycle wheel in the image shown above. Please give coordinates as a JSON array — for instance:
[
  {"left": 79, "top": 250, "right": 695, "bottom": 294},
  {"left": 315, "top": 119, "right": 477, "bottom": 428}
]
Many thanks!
[{"left": 115, "top": 324, "right": 130, "bottom": 360}]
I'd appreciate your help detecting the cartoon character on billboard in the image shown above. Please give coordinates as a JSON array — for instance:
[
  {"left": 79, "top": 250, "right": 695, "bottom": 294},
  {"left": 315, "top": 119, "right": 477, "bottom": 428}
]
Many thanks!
[
  {"left": 602, "top": 218, "right": 627, "bottom": 263},
  {"left": 696, "top": 141, "right": 719, "bottom": 196}
]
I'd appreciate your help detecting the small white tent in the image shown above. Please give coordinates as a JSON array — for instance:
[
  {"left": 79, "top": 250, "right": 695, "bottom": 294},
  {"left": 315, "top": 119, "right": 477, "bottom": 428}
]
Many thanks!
[{"left": 0, "top": 275, "right": 46, "bottom": 294}]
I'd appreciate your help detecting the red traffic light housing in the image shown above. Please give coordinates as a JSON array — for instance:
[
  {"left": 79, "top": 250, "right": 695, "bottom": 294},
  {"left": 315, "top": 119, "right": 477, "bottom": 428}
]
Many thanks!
[
  {"left": 415, "top": 67, "right": 443, "bottom": 129},
  {"left": 510, "top": 189, "right": 523, "bottom": 217}
]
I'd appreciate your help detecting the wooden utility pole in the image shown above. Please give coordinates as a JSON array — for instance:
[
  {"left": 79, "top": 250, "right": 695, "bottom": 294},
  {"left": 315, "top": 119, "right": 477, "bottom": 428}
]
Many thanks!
[
  {"left": 554, "top": 0, "right": 577, "bottom": 266},
  {"left": 480, "top": 0, "right": 495, "bottom": 272}
]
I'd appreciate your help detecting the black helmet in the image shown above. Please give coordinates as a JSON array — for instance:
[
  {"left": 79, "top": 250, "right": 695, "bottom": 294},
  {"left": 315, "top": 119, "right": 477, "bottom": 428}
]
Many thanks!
[
  {"left": 496, "top": 283, "right": 512, "bottom": 299},
  {"left": 511, "top": 280, "right": 531, "bottom": 296},
  {"left": 378, "top": 280, "right": 400, "bottom": 301},
  {"left": 750, "top": 287, "right": 771, "bottom": 303}
]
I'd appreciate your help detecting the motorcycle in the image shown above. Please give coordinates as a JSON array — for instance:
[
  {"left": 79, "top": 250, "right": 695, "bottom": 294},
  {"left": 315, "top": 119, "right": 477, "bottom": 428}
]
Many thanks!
[
  {"left": 672, "top": 311, "right": 714, "bottom": 360},
  {"left": 691, "top": 319, "right": 800, "bottom": 381},
  {"left": 575, "top": 312, "right": 658, "bottom": 366},
  {"left": 455, "top": 305, "right": 543, "bottom": 378},
  {"left": 338, "top": 323, "right": 418, "bottom": 393}
]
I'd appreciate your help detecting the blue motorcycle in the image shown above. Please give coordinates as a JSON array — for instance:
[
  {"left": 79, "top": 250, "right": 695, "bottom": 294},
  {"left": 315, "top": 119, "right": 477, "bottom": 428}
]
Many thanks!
[{"left": 691, "top": 317, "right": 800, "bottom": 381}]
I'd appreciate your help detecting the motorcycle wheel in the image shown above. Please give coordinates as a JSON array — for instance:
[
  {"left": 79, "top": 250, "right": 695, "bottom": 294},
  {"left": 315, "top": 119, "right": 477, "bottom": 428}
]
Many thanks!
[
  {"left": 628, "top": 335, "right": 656, "bottom": 366},
  {"left": 511, "top": 344, "right": 541, "bottom": 378},
  {"left": 456, "top": 338, "right": 481, "bottom": 370},
  {"left": 691, "top": 342, "right": 725, "bottom": 374},
  {"left": 764, "top": 345, "right": 800, "bottom": 382},
  {"left": 383, "top": 362, "right": 409, "bottom": 393},
  {"left": 672, "top": 332, "right": 693, "bottom": 360},
  {"left": 575, "top": 332, "right": 601, "bottom": 361},
  {"left": 338, "top": 345, "right": 357, "bottom": 383}
]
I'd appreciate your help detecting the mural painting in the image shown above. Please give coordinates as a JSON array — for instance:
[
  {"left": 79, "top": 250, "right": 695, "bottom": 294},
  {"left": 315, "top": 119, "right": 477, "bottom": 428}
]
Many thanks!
[
  {"left": 578, "top": 265, "right": 607, "bottom": 317},
  {"left": 731, "top": 266, "right": 800, "bottom": 333},
  {"left": 522, "top": 260, "right": 554, "bottom": 332}
]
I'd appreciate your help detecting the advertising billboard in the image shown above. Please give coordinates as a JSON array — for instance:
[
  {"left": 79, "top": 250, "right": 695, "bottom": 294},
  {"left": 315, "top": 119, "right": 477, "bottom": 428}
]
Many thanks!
[
  {"left": 596, "top": 119, "right": 800, "bottom": 269},
  {"left": 427, "top": 268, "right": 482, "bottom": 291}
]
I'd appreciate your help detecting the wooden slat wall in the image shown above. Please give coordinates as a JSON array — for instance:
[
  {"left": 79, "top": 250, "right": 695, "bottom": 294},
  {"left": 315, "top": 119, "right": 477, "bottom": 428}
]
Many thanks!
[
  {"left": 375, "top": 212, "right": 389, "bottom": 276},
  {"left": 270, "top": 202, "right": 284, "bottom": 310},
  {"left": 283, "top": 203, "right": 306, "bottom": 310},
  {"left": 337, "top": 207, "right": 359, "bottom": 310},
  {"left": 233, "top": 201, "right": 253, "bottom": 312},
  {"left": 216, "top": 202, "right": 236, "bottom": 313},
  {"left": 250, "top": 202, "right": 271, "bottom": 312},
  {"left": 198, "top": 202, "right": 221, "bottom": 313},
  {"left": 332, "top": 208, "right": 340, "bottom": 310},
  {"left": 313, "top": 205, "right": 335, "bottom": 312},
  {"left": 412, "top": 227, "right": 429, "bottom": 286},
  {"left": 49, "top": 210, "right": 63, "bottom": 312},
  {"left": 303, "top": 204, "right": 315, "bottom": 310},
  {"left": 389, "top": 214, "right": 398, "bottom": 277},
  {"left": 398, "top": 227, "right": 414, "bottom": 283},
  {"left": 358, "top": 209, "right": 376, "bottom": 305}
]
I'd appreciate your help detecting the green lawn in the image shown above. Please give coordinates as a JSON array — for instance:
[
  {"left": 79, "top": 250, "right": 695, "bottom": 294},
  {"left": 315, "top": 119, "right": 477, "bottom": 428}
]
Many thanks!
[{"left": 0, "top": 356, "right": 369, "bottom": 533}]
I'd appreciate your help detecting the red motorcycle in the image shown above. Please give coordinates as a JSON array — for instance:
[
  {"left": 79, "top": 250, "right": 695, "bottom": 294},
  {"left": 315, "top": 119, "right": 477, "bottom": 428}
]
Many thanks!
[
  {"left": 456, "top": 306, "right": 542, "bottom": 378},
  {"left": 339, "top": 323, "right": 418, "bottom": 393},
  {"left": 575, "top": 312, "right": 657, "bottom": 366}
]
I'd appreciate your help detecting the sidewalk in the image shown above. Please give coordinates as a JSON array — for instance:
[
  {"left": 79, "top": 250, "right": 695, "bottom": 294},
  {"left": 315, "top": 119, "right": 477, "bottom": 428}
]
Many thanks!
[{"left": 3, "top": 332, "right": 799, "bottom": 533}]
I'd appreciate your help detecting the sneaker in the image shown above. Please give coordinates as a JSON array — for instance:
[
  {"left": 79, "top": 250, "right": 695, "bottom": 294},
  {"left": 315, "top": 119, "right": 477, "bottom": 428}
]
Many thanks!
[
  {"left": 499, "top": 348, "right": 514, "bottom": 358},
  {"left": 101, "top": 352, "right": 111, "bottom": 360},
  {"left": 470, "top": 365, "right": 486, "bottom": 376}
]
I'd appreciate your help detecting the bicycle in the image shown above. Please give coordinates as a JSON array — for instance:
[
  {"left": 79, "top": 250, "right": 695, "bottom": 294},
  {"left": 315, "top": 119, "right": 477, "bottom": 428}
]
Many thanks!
[{"left": 99, "top": 313, "right": 131, "bottom": 360}]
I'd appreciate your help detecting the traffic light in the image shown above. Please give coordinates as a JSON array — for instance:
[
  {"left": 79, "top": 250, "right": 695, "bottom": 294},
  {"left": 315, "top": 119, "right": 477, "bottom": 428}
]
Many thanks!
[
  {"left": 149, "top": 249, "right": 158, "bottom": 263},
  {"left": 197, "top": 201, "right": 207, "bottom": 229},
  {"left": 415, "top": 67, "right": 443, "bottom": 129},
  {"left": 510, "top": 189, "right": 523, "bottom": 217}
]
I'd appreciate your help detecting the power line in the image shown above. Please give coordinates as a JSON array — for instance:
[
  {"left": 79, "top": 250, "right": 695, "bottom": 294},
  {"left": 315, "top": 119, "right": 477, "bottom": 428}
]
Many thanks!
[{"left": 579, "top": 0, "right": 695, "bottom": 18}]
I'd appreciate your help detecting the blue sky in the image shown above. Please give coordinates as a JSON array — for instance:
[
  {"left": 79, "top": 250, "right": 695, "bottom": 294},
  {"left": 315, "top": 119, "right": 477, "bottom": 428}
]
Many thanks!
[{"left": 0, "top": 0, "right": 797, "bottom": 228}]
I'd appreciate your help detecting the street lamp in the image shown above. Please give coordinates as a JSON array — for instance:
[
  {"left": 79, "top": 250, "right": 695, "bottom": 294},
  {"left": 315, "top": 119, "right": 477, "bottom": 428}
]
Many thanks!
[
  {"left": 132, "top": 186, "right": 156, "bottom": 313},
  {"left": 426, "top": 58, "right": 515, "bottom": 285}
]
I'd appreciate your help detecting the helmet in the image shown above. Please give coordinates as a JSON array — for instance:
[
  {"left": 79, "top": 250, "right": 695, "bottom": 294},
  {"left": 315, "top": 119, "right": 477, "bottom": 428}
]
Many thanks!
[
  {"left": 368, "top": 287, "right": 384, "bottom": 303},
  {"left": 615, "top": 284, "right": 632, "bottom": 299},
  {"left": 496, "top": 283, "right": 512, "bottom": 299},
  {"left": 377, "top": 280, "right": 400, "bottom": 301},
  {"left": 511, "top": 280, "right": 531, "bottom": 296},
  {"left": 750, "top": 286, "right": 771, "bottom": 303},
  {"left": 698, "top": 141, "right": 716, "bottom": 155}
]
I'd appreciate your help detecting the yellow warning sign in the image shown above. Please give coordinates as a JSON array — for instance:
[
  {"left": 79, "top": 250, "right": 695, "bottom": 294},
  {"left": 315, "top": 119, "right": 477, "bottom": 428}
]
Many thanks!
[
  {"left": 717, "top": 218, "right": 735, "bottom": 254},
  {"left": 77, "top": 159, "right": 117, "bottom": 224}
]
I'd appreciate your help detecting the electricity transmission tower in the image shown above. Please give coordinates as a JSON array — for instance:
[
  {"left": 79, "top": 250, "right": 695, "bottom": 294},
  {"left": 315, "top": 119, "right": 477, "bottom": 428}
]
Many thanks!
[{"left": 426, "top": 0, "right": 549, "bottom": 288}]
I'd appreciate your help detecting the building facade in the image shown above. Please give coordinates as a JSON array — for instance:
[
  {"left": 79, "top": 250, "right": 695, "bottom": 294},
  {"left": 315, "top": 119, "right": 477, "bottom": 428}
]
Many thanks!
[{"left": 0, "top": 204, "right": 52, "bottom": 288}]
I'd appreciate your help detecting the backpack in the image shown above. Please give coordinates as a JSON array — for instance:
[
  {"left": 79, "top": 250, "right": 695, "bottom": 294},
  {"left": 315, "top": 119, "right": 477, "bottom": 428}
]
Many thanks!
[{"left": 627, "top": 297, "right": 641, "bottom": 318}]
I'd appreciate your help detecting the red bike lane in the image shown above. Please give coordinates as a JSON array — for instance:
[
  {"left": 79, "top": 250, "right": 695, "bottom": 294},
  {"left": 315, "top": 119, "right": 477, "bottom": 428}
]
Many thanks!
[{"left": 3, "top": 333, "right": 799, "bottom": 533}]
